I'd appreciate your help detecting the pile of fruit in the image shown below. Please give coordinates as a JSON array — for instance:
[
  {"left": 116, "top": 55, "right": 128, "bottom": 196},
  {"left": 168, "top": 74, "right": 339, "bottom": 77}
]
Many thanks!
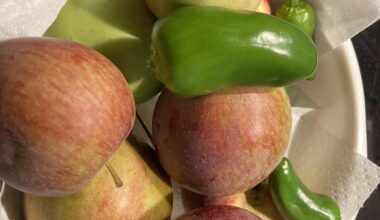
[{"left": 0, "top": 0, "right": 341, "bottom": 219}]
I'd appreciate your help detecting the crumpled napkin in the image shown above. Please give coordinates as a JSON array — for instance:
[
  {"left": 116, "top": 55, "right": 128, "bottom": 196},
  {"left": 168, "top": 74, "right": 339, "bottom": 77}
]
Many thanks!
[{"left": 0, "top": 0, "right": 66, "bottom": 40}]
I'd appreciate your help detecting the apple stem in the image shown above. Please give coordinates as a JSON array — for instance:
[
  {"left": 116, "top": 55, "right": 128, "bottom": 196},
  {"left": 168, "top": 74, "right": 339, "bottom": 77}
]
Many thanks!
[
  {"left": 105, "top": 162, "right": 123, "bottom": 188},
  {"left": 136, "top": 112, "right": 154, "bottom": 144}
]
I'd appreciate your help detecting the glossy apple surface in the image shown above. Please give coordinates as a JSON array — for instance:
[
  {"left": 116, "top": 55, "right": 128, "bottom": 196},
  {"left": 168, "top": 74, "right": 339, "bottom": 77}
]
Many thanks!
[
  {"left": 0, "top": 37, "right": 135, "bottom": 196},
  {"left": 24, "top": 137, "right": 172, "bottom": 220},
  {"left": 153, "top": 87, "right": 291, "bottom": 196}
]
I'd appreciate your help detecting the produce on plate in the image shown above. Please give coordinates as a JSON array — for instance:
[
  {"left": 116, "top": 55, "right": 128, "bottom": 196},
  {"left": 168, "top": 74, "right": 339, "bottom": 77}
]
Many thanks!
[
  {"left": 44, "top": 0, "right": 162, "bottom": 103},
  {"left": 275, "top": 0, "right": 315, "bottom": 37},
  {"left": 150, "top": 5, "right": 317, "bottom": 97},
  {"left": 176, "top": 205, "right": 262, "bottom": 220},
  {"left": 0, "top": 37, "right": 135, "bottom": 196},
  {"left": 24, "top": 136, "right": 172, "bottom": 220},
  {"left": 0, "top": 0, "right": 342, "bottom": 219},
  {"left": 153, "top": 87, "right": 291, "bottom": 196},
  {"left": 269, "top": 158, "right": 341, "bottom": 220}
]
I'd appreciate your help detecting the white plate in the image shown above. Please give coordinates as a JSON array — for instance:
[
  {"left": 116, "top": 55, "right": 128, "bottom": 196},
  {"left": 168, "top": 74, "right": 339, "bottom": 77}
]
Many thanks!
[
  {"left": 288, "top": 40, "right": 367, "bottom": 157},
  {"left": 287, "top": 40, "right": 367, "bottom": 220}
]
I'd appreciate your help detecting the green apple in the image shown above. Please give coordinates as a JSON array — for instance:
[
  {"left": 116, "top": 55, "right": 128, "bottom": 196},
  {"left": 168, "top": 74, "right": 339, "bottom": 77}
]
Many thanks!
[
  {"left": 45, "top": 0, "right": 162, "bottom": 103},
  {"left": 24, "top": 136, "right": 173, "bottom": 220}
]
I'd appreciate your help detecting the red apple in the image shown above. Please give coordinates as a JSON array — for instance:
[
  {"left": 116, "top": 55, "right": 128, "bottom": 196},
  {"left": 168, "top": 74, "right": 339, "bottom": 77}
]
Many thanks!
[
  {"left": 181, "top": 185, "right": 283, "bottom": 220},
  {"left": 24, "top": 137, "right": 172, "bottom": 220},
  {"left": 153, "top": 87, "right": 291, "bottom": 196},
  {"left": 177, "top": 205, "right": 262, "bottom": 220},
  {"left": 0, "top": 37, "right": 135, "bottom": 196}
]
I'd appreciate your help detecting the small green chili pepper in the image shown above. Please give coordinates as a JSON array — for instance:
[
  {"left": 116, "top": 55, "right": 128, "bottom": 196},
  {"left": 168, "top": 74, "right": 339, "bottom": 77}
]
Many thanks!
[
  {"left": 269, "top": 158, "right": 341, "bottom": 220},
  {"left": 151, "top": 5, "right": 317, "bottom": 97},
  {"left": 275, "top": 0, "right": 315, "bottom": 37}
]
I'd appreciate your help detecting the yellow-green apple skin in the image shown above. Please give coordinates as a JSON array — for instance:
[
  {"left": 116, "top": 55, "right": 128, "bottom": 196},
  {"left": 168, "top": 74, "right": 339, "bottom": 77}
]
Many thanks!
[
  {"left": 24, "top": 137, "right": 173, "bottom": 220},
  {"left": 145, "top": 0, "right": 262, "bottom": 17},
  {"left": 45, "top": 0, "right": 162, "bottom": 103}
]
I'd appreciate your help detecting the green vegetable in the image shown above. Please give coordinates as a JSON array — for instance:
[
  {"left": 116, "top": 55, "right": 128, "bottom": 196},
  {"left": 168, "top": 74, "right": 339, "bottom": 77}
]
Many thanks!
[
  {"left": 275, "top": 0, "right": 315, "bottom": 37},
  {"left": 151, "top": 6, "right": 317, "bottom": 97},
  {"left": 269, "top": 158, "right": 341, "bottom": 220}
]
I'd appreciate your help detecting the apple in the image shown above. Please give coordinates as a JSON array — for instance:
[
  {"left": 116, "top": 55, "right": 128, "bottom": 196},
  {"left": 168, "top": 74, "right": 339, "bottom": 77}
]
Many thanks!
[
  {"left": 24, "top": 136, "right": 172, "bottom": 220},
  {"left": 145, "top": 0, "right": 263, "bottom": 17},
  {"left": 176, "top": 205, "right": 262, "bottom": 220},
  {"left": 181, "top": 184, "right": 283, "bottom": 220},
  {"left": 0, "top": 37, "right": 135, "bottom": 196},
  {"left": 153, "top": 87, "right": 291, "bottom": 197},
  {"left": 45, "top": 0, "right": 162, "bottom": 103}
]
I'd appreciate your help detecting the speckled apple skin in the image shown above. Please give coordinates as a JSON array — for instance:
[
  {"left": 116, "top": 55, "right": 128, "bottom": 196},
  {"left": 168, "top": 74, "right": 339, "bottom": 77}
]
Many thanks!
[
  {"left": 0, "top": 37, "right": 135, "bottom": 196},
  {"left": 153, "top": 87, "right": 291, "bottom": 197},
  {"left": 177, "top": 205, "right": 262, "bottom": 220}
]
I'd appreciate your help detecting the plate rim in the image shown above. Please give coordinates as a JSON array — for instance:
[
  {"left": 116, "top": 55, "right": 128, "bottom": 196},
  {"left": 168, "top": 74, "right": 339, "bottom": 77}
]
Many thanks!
[{"left": 339, "top": 40, "right": 367, "bottom": 157}]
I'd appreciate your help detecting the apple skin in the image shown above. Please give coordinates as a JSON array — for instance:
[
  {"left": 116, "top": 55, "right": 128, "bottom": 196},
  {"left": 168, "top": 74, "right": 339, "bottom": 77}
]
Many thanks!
[
  {"left": 153, "top": 87, "right": 291, "bottom": 197},
  {"left": 145, "top": 0, "right": 262, "bottom": 17},
  {"left": 45, "top": 0, "right": 162, "bottom": 103},
  {"left": 176, "top": 205, "right": 262, "bottom": 220},
  {"left": 181, "top": 185, "right": 283, "bottom": 220},
  {"left": 24, "top": 137, "right": 172, "bottom": 220},
  {"left": 0, "top": 37, "right": 135, "bottom": 196}
]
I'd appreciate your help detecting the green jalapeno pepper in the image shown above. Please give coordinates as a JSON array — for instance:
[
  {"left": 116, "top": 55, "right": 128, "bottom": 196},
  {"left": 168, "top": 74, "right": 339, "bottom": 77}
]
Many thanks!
[
  {"left": 151, "top": 5, "right": 317, "bottom": 97},
  {"left": 269, "top": 158, "right": 341, "bottom": 220},
  {"left": 275, "top": 0, "right": 315, "bottom": 37}
]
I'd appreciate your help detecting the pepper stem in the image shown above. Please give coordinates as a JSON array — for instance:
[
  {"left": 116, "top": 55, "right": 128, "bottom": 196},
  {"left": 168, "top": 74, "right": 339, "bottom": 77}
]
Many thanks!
[
  {"left": 287, "top": 0, "right": 301, "bottom": 7},
  {"left": 105, "top": 162, "right": 123, "bottom": 188}
]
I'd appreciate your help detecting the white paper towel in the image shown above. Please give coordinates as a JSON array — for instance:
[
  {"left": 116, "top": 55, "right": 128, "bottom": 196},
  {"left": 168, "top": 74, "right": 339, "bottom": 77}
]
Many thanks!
[
  {"left": 0, "top": 0, "right": 380, "bottom": 220},
  {"left": 0, "top": 0, "right": 66, "bottom": 40},
  {"left": 290, "top": 108, "right": 380, "bottom": 220}
]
